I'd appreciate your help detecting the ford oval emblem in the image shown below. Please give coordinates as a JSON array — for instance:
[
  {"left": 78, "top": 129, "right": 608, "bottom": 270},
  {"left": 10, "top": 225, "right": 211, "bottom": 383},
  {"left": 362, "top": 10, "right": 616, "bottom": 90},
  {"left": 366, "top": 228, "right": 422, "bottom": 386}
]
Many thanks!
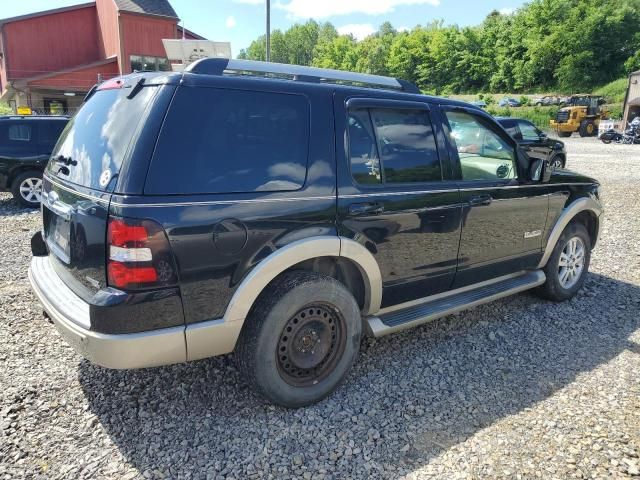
[{"left": 99, "top": 169, "right": 112, "bottom": 188}]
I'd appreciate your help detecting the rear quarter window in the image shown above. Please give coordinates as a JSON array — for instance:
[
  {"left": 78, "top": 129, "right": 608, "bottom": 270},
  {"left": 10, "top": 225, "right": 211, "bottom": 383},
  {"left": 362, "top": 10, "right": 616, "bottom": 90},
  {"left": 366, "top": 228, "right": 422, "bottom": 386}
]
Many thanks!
[{"left": 145, "top": 87, "right": 310, "bottom": 195}]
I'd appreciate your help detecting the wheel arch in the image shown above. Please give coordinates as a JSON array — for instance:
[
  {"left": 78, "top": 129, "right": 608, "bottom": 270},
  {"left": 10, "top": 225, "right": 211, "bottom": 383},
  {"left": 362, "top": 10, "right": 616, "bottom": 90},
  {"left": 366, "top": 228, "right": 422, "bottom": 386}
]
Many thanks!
[
  {"left": 224, "top": 236, "right": 382, "bottom": 325},
  {"left": 538, "top": 197, "right": 603, "bottom": 268}
]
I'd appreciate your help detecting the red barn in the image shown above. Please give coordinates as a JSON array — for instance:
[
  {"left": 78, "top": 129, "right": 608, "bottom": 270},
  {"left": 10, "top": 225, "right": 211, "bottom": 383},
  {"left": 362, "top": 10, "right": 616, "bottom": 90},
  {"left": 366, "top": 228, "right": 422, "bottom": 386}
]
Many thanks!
[{"left": 0, "top": 0, "right": 205, "bottom": 114}]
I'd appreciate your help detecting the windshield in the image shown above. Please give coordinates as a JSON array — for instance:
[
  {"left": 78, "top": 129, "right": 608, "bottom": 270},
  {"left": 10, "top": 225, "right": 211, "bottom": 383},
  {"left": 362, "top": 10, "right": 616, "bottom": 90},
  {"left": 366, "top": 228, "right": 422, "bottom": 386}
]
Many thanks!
[{"left": 46, "top": 86, "right": 158, "bottom": 191}]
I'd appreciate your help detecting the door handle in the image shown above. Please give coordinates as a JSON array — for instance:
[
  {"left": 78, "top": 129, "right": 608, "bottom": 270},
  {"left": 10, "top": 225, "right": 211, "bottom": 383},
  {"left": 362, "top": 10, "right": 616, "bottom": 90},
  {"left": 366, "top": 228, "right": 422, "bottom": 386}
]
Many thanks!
[
  {"left": 348, "top": 202, "right": 384, "bottom": 216},
  {"left": 468, "top": 194, "right": 492, "bottom": 207}
]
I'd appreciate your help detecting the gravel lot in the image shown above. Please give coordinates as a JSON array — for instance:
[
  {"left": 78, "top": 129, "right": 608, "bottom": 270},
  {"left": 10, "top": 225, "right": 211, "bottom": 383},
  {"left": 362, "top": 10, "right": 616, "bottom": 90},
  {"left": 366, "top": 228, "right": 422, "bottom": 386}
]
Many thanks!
[{"left": 1, "top": 137, "right": 639, "bottom": 480}]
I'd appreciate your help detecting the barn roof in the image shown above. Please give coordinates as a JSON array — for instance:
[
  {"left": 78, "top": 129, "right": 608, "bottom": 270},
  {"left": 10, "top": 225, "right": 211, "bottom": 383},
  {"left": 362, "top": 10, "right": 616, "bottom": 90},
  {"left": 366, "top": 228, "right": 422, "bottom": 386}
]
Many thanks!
[{"left": 114, "top": 0, "right": 178, "bottom": 18}]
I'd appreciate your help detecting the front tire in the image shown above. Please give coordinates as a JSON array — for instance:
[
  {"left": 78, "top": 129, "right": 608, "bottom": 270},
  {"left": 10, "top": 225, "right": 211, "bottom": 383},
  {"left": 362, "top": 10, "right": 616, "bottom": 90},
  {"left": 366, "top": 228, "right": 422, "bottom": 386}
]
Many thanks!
[
  {"left": 235, "top": 271, "right": 362, "bottom": 408},
  {"left": 579, "top": 120, "right": 596, "bottom": 137},
  {"left": 536, "top": 222, "right": 591, "bottom": 302},
  {"left": 11, "top": 170, "right": 43, "bottom": 208},
  {"left": 550, "top": 155, "right": 565, "bottom": 169}
]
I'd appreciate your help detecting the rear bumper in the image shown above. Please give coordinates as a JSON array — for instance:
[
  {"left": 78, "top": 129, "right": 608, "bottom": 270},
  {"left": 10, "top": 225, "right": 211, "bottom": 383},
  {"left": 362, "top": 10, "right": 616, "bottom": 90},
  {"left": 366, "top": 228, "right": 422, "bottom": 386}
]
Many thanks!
[{"left": 29, "top": 255, "right": 187, "bottom": 369}]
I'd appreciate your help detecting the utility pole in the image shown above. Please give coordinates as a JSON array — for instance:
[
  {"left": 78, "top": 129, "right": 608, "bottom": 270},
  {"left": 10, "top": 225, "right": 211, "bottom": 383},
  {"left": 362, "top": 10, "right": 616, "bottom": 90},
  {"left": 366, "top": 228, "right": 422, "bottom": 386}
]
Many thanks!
[{"left": 266, "top": 0, "right": 271, "bottom": 62}]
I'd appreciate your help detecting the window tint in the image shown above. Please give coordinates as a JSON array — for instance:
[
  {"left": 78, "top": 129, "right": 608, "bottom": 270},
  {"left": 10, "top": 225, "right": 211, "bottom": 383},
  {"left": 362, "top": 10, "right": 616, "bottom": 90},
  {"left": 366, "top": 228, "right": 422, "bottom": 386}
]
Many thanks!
[
  {"left": 348, "top": 109, "right": 381, "bottom": 185},
  {"left": 370, "top": 108, "right": 441, "bottom": 183},
  {"left": 500, "top": 119, "right": 520, "bottom": 139},
  {"left": 445, "top": 111, "right": 517, "bottom": 181},
  {"left": 9, "top": 124, "right": 31, "bottom": 142},
  {"left": 47, "top": 86, "right": 159, "bottom": 190},
  {"left": 517, "top": 120, "right": 540, "bottom": 141},
  {"left": 147, "top": 87, "right": 310, "bottom": 195},
  {"left": 130, "top": 55, "right": 170, "bottom": 72},
  {"left": 38, "top": 121, "right": 66, "bottom": 146}
]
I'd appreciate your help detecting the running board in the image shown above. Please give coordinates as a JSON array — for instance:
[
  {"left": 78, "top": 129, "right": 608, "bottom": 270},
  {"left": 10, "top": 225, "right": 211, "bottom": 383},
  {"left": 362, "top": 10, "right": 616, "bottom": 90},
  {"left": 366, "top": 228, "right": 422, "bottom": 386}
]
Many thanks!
[{"left": 366, "top": 270, "right": 546, "bottom": 337}]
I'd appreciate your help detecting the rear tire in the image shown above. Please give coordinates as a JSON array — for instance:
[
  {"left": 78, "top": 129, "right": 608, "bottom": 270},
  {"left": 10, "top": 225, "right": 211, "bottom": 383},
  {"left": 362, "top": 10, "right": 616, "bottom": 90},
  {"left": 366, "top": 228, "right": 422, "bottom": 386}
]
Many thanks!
[
  {"left": 579, "top": 120, "right": 595, "bottom": 137},
  {"left": 536, "top": 222, "right": 591, "bottom": 302},
  {"left": 11, "top": 170, "right": 43, "bottom": 208},
  {"left": 235, "top": 271, "right": 362, "bottom": 408}
]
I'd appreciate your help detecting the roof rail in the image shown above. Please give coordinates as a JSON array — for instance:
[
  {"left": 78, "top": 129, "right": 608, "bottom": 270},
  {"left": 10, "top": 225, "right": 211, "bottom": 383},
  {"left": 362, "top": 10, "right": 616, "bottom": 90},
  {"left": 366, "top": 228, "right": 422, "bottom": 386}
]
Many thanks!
[{"left": 185, "top": 58, "right": 421, "bottom": 94}]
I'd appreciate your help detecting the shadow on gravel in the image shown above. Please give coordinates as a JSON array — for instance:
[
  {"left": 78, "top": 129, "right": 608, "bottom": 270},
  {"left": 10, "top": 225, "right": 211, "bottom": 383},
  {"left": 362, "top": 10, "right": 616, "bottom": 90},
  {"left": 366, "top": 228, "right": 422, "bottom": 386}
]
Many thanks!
[
  {"left": 0, "top": 196, "right": 32, "bottom": 217},
  {"left": 79, "top": 273, "right": 640, "bottom": 477}
]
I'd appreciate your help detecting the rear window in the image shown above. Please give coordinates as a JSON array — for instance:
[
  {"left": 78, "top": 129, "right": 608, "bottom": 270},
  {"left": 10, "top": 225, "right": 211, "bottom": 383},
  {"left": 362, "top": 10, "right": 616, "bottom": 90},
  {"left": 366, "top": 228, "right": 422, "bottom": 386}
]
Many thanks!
[
  {"left": 47, "top": 86, "right": 158, "bottom": 191},
  {"left": 9, "top": 124, "right": 31, "bottom": 142},
  {"left": 145, "top": 87, "right": 310, "bottom": 195}
]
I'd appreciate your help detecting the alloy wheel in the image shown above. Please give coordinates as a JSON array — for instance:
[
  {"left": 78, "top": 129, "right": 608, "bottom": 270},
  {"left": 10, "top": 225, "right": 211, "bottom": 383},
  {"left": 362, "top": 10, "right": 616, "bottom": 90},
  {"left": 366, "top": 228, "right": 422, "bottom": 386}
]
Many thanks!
[
  {"left": 558, "top": 236, "right": 585, "bottom": 289},
  {"left": 19, "top": 177, "right": 43, "bottom": 204}
]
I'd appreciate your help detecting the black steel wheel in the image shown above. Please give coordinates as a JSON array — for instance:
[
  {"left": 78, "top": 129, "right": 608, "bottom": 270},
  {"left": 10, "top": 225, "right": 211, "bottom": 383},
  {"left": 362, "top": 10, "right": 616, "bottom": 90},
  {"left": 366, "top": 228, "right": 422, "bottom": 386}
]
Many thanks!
[
  {"left": 276, "top": 303, "right": 347, "bottom": 387},
  {"left": 236, "top": 271, "right": 362, "bottom": 408}
]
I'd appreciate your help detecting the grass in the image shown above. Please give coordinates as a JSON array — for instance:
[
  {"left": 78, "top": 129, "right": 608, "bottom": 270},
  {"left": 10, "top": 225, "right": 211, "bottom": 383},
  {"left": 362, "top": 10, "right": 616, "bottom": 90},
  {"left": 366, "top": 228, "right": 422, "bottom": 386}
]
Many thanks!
[
  {"left": 594, "top": 77, "right": 628, "bottom": 104},
  {"left": 0, "top": 103, "right": 12, "bottom": 115}
]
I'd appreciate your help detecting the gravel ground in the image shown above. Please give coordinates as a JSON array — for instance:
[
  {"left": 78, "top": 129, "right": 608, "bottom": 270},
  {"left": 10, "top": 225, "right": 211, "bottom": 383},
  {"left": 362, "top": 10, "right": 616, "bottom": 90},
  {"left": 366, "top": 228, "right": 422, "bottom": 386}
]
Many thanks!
[{"left": 1, "top": 137, "right": 639, "bottom": 480}]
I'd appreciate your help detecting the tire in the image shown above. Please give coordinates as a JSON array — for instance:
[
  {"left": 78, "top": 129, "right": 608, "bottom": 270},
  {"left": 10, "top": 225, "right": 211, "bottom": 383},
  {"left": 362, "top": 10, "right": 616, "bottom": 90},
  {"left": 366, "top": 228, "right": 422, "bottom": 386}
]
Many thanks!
[
  {"left": 235, "top": 271, "right": 362, "bottom": 408},
  {"left": 550, "top": 155, "right": 565, "bottom": 169},
  {"left": 558, "top": 131, "right": 572, "bottom": 138},
  {"left": 601, "top": 139, "right": 612, "bottom": 144},
  {"left": 578, "top": 120, "right": 595, "bottom": 137},
  {"left": 536, "top": 222, "right": 591, "bottom": 302},
  {"left": 11, "top": 170, "right": 43, "bottom": 208}
]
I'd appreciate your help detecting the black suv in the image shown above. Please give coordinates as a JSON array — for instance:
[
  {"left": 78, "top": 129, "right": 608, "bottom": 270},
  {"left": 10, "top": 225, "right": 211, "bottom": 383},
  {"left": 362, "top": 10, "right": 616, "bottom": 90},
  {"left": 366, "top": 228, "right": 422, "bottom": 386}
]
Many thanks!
[
  {"left": 0, "top": 115, "right": 68, "bottom": 207},
  {"left": 497, "top": 117, "right": 567, "bottom": 169},
  {"left": 29, "top": 60, "right": 603, "bottom": 407}
]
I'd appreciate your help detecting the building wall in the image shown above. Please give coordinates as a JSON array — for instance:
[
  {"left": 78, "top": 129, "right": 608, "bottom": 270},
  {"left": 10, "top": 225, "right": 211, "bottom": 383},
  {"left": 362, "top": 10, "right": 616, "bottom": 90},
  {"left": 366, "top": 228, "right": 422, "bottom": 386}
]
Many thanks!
[
  {"left": 29, "top": 60, "right": 119, "bottom": 92},
  {"left": 0, "top": 30, "right": 6, "bottom": 93},
  {"left": 119, "top": 13, "right": 177, "bottom": 74},
  {"left": 623, "top": 72, "right": 640, "bottom": 123},
  {"left": 96, "top": 0, "right": 120, "bottom": 63},
  {"left": 3, "top": 6, "right": 100, "bottom": 81}
]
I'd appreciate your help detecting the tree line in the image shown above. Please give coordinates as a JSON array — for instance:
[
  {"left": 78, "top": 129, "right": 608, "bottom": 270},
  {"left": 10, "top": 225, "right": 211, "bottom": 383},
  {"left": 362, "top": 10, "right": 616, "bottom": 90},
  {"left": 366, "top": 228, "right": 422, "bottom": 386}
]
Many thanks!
[{"left": 238, "top": 0, "right": 640, "bottom": 94}]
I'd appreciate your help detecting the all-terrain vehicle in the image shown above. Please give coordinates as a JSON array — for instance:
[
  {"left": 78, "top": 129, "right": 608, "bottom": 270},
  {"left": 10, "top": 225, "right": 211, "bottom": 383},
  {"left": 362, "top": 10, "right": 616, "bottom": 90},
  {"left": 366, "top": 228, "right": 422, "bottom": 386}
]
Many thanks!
[{"left": 29, "top": 59, "right": 603, "bottom": 407}]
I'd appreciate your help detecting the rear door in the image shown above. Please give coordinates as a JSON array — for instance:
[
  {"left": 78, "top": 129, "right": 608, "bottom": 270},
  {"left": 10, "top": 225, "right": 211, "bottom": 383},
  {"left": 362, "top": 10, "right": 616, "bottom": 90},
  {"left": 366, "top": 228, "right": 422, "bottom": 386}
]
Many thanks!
[
  {"left": 336, "top": 94, "right": 462, "bottom": 308},
  {"left": 42, "top": 79, "right": 174, "bottom": 302}
]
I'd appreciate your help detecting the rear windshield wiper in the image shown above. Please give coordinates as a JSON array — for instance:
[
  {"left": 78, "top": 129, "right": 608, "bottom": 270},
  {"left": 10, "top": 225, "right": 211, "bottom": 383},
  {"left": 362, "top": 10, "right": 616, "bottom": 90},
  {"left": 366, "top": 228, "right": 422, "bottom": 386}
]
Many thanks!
[{"left": 54, "top": 155, "right": 77, "bottom": 167}]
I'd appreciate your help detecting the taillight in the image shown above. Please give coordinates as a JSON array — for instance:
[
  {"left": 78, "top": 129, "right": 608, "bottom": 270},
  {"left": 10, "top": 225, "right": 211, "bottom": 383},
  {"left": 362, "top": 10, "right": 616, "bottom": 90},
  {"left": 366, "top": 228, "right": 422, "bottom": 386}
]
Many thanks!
[{"left": 107, "top": 217, "right": 177, "bottom": 290}]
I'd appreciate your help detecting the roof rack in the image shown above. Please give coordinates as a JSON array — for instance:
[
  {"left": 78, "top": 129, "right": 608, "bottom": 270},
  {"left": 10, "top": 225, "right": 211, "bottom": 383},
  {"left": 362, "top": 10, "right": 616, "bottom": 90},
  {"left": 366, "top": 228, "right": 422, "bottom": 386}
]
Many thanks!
[{"left": 185, "top": 58, "right": 421, "bottom": 94}]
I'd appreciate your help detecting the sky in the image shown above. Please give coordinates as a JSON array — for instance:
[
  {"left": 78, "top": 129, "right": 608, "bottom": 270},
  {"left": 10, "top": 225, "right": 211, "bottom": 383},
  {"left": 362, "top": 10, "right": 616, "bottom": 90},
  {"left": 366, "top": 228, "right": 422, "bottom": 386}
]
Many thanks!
[{"left": 2, "top": 0, "right": 527, "bottom": 57}]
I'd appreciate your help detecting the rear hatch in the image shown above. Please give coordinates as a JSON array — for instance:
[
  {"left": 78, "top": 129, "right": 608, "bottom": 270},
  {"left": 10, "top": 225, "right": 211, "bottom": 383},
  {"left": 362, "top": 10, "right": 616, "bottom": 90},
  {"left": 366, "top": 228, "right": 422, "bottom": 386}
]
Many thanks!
[{"left": 42, "top": 75, "right": 175, "bottom": 302}]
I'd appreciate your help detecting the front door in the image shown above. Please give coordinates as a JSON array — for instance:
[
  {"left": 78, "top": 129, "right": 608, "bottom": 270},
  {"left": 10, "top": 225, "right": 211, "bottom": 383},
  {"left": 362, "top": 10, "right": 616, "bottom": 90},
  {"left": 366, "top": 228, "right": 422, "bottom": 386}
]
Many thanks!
[
  {"left": 441, "top": 108, "right": 549, "bottom": 287},
  {"left": 336, "top": 95, "right": 463, "bottom": 308}
]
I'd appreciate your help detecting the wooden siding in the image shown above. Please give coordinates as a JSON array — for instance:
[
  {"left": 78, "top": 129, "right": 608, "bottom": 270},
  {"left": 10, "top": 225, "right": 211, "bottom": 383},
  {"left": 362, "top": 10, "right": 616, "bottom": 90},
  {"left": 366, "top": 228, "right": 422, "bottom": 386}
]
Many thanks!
[
  {"left": 96, "top": 0, "right": 120, "bottom": 61},
  {"left": 623, "top": 73, "right": 640, "bottom": 122},
  {"left": 3, "top": 6, "right": 99, "bottom": 81},
  {"left": 120, "top": 12, "right": 177, "bottom": 74},
  {"left": 28, "top": 59, "right": 119, "bottom": 91}
]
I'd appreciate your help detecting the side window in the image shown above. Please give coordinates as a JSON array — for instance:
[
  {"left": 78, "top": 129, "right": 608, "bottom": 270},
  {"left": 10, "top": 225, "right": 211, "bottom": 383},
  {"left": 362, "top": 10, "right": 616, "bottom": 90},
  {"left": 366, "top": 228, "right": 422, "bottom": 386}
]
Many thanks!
[
  {"left": 348, "top": 109, "right": 381, "bottom": 185},
  {"left": 8, "top": 123, "right": 31, "bottom": 142},
  {"left": 38, "top": 122, "right": 66, "bottom": 145},
  {"left": 147, "top": 87, "right": 310, "bottom": 195},
  {"left": 501, "top": 120, "right": 520, "bottom": 139},
  {"left": 370, "top": 108, "right": 441, "bottom": 183},
  {"left": 348, "top": 106, "right": 441, "bottom": 185},
  {"left": 517, "top": 120, "right": 540, "bottom": 141},
  {"left": 445, "top": 110, "right": 517, "bottom": 181}
]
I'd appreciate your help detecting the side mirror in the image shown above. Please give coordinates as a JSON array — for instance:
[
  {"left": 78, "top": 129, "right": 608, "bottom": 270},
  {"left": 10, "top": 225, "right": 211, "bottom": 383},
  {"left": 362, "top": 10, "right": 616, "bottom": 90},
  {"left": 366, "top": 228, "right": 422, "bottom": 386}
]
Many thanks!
[
  {"left": 538, "top": 131, "right": 547, "bottom": 140},
  {"left": 529, "top": 159, "right": 552, "bottom": 183}
]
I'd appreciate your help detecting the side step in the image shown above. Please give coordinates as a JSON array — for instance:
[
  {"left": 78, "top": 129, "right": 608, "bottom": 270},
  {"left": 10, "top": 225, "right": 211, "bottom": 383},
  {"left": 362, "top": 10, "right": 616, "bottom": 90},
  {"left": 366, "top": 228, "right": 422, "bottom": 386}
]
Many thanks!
[{"left": 366, "top": 270, "right": 546, "bottom": 337}]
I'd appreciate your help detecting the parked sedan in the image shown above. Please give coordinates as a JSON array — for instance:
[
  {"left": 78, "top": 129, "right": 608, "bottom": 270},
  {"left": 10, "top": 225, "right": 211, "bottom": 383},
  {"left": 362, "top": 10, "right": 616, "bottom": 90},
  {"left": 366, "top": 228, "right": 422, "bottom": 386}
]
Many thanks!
[
  {"left": 470, "top": 100, "right": 487, "bottom": 108},
  {"left": 499, "top": 97, "right": 522, "bottom": 107},
  {"left": 497, "top": 117, "right": 567, "bottom": 169}
]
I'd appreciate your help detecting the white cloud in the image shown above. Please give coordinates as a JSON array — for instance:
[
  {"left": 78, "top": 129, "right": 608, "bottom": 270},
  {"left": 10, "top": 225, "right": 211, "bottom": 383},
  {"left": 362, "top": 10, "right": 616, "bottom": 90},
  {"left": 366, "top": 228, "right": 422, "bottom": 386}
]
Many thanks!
[
  {"left": 337, "top": 23, "right": 376, "bottom": 40},
  {"left": 274, "top": 0, "right": 440, "bottom": 19},
  {"left": 499, "top": 7, "right": 515, "bottom": 15},
  {"left": 226, "top": 16, "right": 237, "bottom": 28}
]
